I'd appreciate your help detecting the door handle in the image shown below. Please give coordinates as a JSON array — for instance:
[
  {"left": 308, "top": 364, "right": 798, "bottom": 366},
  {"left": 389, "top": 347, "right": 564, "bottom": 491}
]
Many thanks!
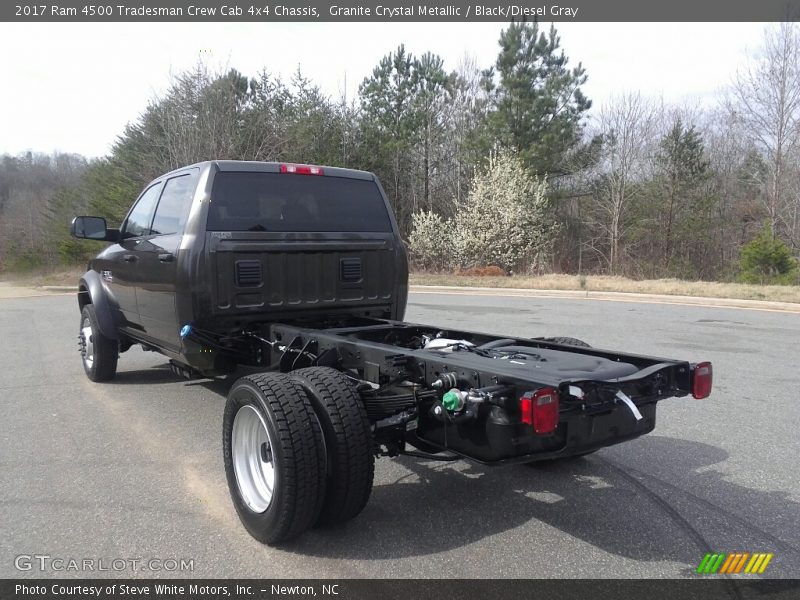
[
  {"left": 122, "top": 254, "right": 137, "bottom": 262},
  {"left": 158, "top": 253, "right": 175, "bottom": 263}
]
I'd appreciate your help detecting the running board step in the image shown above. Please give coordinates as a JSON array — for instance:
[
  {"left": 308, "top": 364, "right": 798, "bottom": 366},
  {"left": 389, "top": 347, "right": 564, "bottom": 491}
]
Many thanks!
[{"left": 169, "top": 360, "right": 203, "bottom": 380}]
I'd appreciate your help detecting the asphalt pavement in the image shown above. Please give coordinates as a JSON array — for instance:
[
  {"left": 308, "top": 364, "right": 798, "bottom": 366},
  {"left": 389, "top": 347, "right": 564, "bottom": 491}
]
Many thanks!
[{"left": 1, "top": 291, "right": 798, "bottom": 578}]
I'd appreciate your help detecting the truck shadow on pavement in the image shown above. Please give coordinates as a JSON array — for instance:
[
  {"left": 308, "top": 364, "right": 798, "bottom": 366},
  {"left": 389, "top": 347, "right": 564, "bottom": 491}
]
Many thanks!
[
  {"left": 290, "top": 436, "right": 799, "bottom": 575},
  {"left": 110, "top": 363, "right": 237, "bottom": 393},
  {"left": 111, "top": 363, "right": 182, "bottom": 384}
]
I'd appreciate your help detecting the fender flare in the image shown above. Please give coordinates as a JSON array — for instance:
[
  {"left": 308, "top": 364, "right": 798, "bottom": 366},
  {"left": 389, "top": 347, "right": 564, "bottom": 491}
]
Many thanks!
[{"left": 77, "top": 271, "right": 119, "bottom": 340}]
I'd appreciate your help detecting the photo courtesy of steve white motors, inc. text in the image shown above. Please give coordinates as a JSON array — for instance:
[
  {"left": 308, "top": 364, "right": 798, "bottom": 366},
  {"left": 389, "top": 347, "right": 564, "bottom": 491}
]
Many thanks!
[{"left": 14, "top": 583, "right": 338, "bottom": 597}]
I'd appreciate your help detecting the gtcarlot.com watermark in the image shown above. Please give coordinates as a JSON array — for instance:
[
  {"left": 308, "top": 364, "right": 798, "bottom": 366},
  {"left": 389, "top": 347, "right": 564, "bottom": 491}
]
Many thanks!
[{"left": 15, "top": 554, "right": 194, "bottom": 573}]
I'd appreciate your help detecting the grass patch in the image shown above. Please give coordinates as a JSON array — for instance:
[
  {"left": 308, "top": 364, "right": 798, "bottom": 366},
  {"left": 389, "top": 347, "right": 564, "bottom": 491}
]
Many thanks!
[
  {"left": 0, "top": 266, "right": 84, "bottom": 288},
  {"left": 410, "top": 273, "right": 800, "bottom": 304}
]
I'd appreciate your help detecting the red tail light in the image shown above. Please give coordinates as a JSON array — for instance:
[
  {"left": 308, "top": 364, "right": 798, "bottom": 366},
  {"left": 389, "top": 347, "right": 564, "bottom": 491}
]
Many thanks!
[
  {"left": 280, "top": 163, "right": 324, "bottom": 175},
  {"left": 520, "top": 387, "right": 560, "bottom": 434},
  {"left": 692, "top": 361, "right": 713, "bottom": 399}
]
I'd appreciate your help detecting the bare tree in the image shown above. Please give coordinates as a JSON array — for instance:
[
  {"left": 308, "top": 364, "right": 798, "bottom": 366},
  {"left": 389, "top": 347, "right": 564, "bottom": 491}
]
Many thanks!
[
  {"left": 701, "top": 106, "right": 766, "bottom": 268},
  {"left": 586, "top": 93, "right": 657, "bottom": 274},
  {"left": 439, "top": 53, "right": 490, "bottom": 215},
  {"left": 0, "top": 152, "right": 87, "bottom": 269},
  {"left": 731, "top": 22, "right": 800, "bottom": 242}
]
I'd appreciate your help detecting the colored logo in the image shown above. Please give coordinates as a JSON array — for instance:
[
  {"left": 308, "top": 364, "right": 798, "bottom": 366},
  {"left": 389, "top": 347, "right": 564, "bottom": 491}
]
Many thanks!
[{"left": 696, "top": 552, "right": 773, "bottom": 574}]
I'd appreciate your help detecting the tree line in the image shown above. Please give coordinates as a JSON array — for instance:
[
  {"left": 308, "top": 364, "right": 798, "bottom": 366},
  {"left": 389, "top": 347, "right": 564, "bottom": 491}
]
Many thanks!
[{"left": 0, "top": 21, "right": 798, "bottom": 284}]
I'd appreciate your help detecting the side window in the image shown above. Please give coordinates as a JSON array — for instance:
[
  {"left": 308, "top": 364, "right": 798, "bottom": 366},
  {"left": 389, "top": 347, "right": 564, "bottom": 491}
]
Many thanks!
[
  {"left": 122, "top": 183, "right": 162, "bottom": 239},
  {"left": 151, "top": 172, "right": 198, "bottom": 237}
]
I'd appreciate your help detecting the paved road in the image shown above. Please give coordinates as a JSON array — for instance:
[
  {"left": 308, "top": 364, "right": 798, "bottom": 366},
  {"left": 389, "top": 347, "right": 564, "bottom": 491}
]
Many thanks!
[{"left": 1, "top": 292, "right": 798, "bottom": 578}]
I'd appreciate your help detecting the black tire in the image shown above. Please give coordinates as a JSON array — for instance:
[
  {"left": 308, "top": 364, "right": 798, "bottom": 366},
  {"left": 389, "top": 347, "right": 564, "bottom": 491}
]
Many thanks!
[
  {"left": 290, "top": 367, "right": 374, "bottom": 527},
  {"left": 79, "top": 304, "right": 118, "bottom": 382},
  {"left": 542, "top": 336, "right": 592, "bottom": 348},
  {"left": 223, "top": 372, "right": 326, "bottom": 544}
]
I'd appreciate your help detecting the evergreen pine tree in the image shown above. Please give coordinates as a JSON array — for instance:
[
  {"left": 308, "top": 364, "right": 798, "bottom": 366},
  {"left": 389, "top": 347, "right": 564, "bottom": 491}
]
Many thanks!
[{"left": 486, "top": 22, "right": 592, "bottom": 177}]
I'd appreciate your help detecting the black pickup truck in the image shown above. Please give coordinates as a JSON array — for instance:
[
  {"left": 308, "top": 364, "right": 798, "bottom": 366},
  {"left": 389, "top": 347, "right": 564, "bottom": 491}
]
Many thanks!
[{"left": 71, "top": 160, "right": 713, "bottom": 544}]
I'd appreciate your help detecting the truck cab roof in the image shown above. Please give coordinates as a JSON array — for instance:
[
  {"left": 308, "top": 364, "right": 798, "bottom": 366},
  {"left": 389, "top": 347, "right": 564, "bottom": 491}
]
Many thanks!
[{"left": 160, "top": 160, "right": 377, "bottom": 182}]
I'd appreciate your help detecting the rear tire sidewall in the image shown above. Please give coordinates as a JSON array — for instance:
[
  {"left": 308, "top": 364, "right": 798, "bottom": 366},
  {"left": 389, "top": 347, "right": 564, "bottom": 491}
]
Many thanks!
[{"left": 223, "top": 381, "right": 287, "bottom": 542}]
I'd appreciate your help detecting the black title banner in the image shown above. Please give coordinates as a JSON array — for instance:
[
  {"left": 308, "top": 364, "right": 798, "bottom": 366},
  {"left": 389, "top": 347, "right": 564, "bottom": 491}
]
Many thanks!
[
  {"left": 3, "top": 0, "right": 800, "bottom": 22},
  {"left": 3, "top": 579, "right": 800, "bottom": 600}
]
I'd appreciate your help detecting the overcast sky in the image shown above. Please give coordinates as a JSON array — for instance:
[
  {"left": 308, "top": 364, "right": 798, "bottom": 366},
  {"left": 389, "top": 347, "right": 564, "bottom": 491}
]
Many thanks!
[{"left": 0, "top": 22, "right": 768, "bottom": 158}]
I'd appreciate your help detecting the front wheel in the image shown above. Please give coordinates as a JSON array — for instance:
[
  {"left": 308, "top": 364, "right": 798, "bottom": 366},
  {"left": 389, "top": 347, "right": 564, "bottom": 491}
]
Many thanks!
[
  {"left": 78, "top": 304, "right": 118, "bottom": 382},
  {"left": 223, "top": 373, "right": 326, "bottom": 544}
]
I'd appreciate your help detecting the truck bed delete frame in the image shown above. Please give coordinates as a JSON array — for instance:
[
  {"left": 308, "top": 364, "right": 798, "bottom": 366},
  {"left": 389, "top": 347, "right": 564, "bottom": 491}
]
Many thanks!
[{"left": 201, "top": 317, "right": 698, "bottom": 464}]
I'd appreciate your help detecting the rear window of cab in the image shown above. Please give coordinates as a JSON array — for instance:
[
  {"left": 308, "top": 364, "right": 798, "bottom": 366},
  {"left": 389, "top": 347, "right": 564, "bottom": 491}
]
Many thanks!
[{"left": 208, "top": 172, "right": 393, "bottom": 233}]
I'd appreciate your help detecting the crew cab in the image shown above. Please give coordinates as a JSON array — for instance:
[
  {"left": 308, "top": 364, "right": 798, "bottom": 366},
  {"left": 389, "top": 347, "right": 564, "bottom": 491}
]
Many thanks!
[{"left": 71, "top": 161, "right": 712, "bottom": 544}]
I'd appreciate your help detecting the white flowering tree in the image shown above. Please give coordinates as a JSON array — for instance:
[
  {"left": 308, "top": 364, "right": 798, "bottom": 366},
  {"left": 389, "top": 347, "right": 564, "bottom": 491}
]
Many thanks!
[
  {"left": 454, "top": 151, "right": 554, "bottom": 272},
  {"left": 408, "top": 150, "right": 555, "bottom": 272},
  {"left": 408, "top": 210, "right": 451, "bottom": 271}
]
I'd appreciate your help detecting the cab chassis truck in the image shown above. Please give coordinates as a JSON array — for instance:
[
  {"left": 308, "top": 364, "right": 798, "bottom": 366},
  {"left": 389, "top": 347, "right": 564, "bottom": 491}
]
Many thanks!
[{"left": 71, "top": 161, "right": 713, "bottom": 544}]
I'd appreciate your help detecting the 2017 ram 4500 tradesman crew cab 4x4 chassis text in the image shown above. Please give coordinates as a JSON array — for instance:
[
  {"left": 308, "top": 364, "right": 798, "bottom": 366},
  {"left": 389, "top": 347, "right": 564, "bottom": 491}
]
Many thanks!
[{"left": 71, "top": 160, "right": 713, "bottom": 544}]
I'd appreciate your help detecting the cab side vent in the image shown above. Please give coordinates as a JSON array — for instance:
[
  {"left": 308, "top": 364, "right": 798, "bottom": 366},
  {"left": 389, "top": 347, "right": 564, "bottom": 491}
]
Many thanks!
[
  {"left": 340, "top": 258, "right": 362, "bottom": 283},
  {"left": 235, "top": 260, "right": 262, "bottom": 287}
]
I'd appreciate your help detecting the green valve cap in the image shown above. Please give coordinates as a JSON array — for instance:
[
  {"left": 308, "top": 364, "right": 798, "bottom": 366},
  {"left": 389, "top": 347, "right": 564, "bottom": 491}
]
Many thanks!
[{"left": 442, "top": 389, "right": 462, "bottom": 411}]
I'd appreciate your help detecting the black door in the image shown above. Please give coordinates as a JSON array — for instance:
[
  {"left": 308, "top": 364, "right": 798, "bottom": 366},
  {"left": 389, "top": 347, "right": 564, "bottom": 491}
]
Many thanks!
[
  {"left": 110, "top": 182, "right": 163, "bottom": 329},
  {"left": 136, "top": 171, "right": 198, "bottom": 351}
]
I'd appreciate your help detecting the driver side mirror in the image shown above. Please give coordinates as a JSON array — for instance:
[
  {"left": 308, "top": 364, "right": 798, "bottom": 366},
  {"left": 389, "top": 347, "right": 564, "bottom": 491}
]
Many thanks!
[{"left": 70, "top": 216, "right": 119, "bottom": 242}]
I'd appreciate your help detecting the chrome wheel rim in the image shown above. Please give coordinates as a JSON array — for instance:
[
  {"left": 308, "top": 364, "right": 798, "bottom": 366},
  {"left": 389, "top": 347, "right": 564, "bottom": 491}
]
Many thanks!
[
  {"left": 79, "top": 317, "right": 94, "bottom": 369},
  {"left": 232, "top": 404, "right": 276, "bottom": 513}
]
